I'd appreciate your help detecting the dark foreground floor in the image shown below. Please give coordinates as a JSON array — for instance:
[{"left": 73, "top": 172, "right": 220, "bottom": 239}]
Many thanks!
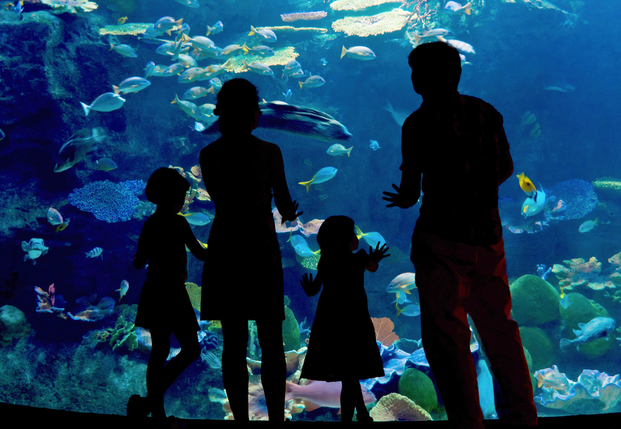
[{"left": 1, "top": 403, "right": 619, "bottom": 429}]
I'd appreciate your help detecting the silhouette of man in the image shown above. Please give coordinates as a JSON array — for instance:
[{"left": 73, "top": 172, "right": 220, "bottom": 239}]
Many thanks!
[
  {"left": 199, "top": 79, "right": 301, "bottom": 426},
  {"left": 383, "top": 42, "right": 538, "bottom": 429}
]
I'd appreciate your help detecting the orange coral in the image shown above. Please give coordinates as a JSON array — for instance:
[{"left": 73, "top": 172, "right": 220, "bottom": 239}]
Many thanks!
[{"left": 372, "top": 316, "right": 399, "bottom": 346}]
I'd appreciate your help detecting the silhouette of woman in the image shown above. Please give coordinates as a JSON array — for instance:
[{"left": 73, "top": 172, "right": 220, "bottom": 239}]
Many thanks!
[{"left": 199, "top": 79, "right": 301, "bottom": 424}]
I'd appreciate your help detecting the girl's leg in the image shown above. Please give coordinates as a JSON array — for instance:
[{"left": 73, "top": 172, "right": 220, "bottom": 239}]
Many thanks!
[
  {"left": 256, "top": 318, "right": 286, "bottom": 423},
  {"left": 340, "top": 379, "right": 370, "bottom": 423},
  {"left": 147, "top": 329, "right": 172, "bottom": 420},
  {"left": 159, "top": 327, "right": 201, "bottom": 394},
  {"left": 221, "top": 319, "right": 250, "bottom": 423}
]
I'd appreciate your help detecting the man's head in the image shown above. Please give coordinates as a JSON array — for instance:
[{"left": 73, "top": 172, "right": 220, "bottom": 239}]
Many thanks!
[{"left": 408, "top": 41, "right": 462, "bottom": 99}]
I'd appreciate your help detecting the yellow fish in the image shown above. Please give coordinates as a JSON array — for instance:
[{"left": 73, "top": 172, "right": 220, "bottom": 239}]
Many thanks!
[
  {"left": 118, "top": 16, "right": 128, "bottom": 24},
  {"left": 517, "top": 172, "right": 536, "bottom": 195}
]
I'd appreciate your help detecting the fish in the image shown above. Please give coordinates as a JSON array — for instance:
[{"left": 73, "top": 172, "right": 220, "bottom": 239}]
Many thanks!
[
  {"left": 0, "top": 128, "right": 4, "bottom": 140},
  {"left": 183, "top": 86, "right": 210, "bottom": 100},
  {"left": 85, "top": 247, "right": 104, "bottom": 259},
  {"left": 96, "top": 158, "right": 118, "bottom": 172},
  {"left": 109, "top": 44, "right": 137, "bottom": 58},
  {"left": 369, "top": 140, "right": 381, "bottom": 150},
  {"left": 298, "top": 75, "right": 325, "bottom": 89},
  {"left": 201, "top": 102, "right": 352, "bottom": 142},
  {"left": 80, "top": 92, "right": 125, "bottom": 116},
  {"left": 516, "top": 172, "right": 537, "bottom": 195},
  {"left": 381, "top": 100, "right": 409, "bottom": 127},
  {"left": 579, "top": 219, "right": 598, "bottom": 233},
  {"left": 117, "top": 16, "right": 128, "bottom": 24},
  {"left": 534, "top": 365, "right": 570, "bottom": 391},
  {"left": 22, "top": 238, "right": 48, "bottom": 265},
  {"left": 180, "top": 212, "right": 211, "bottom": 226},
  {"left": 396, "top": 301, "right": 421, "bottom": 317},
  {"left": 299, "top": 167, "right": 338, "bottom": 192},
  {"left": 206, "top": 21, "right": 223, "bottom": 36},
  {"left": 439, "top": 37, "right": 476, "bottom": 54},
  {"left": 521, "top": 186, "right": 546, "bottom": 218},
  {"left": 47, "top": 207, "right": 70, "bottom": 232},
  {"left": 326, "top": 144, "right": 353, "bottom": 157},
  {"left": 282, "top": 60, "right": 302, "bottom": 77},
  {"left": 248, "top": 25, "right": 277, "bottom": 43},
  {"left": 543, "top": 83, "right": 575, "bottom": 93},
  {"left": 286, "top": 380, "right": 375, "bottom": 411},
  {"left": 172, "top": 94, "right": 201, "bottom": 119},
  {"left": 282, "top": 89, "right": 292, "bottom": 102},
  {"left": 144, "top": 61, "right": 156, "bottom": 78},
  {"left": 386, "top": 273, "right": 417, "bottom": 296},
  {"left": 220, "top": 44, "right": 244, "bottom": 56},
  {"left": 54, "top": 127, "right": 105, "bottom": 172},
  {"left": 354, "top": 225, "right": 386, "bottom": 248},
  {"left": 154, "top": 16, "right": 184, "bottom": 34},
  {"left": 559, "top": 317, "right": 615, "bottom": 351},
  {"left": 445, "top": 1, "right": 471, "bottom": 15},
  {"left": 112, "top": 77, "right": 151, "bottom": 95},
  {"left": 290, "top": 235, "right": 320, "bottom": 258},
  {"left": 178, "top": 67, "right": 208, "bottom": 83},
  {"left": 244, "top": 44, "right": 274, "bottom": 56},
  {"left": 116, "top": 280, "right": 129, "bottom": 300},
  {"left": 207, "top": 78, "right": 222, "bottom": 95},
  {"left": 242, "top": 61, "right": 274, "bottom": 76},
  {"left": 173, "top": 0, "right": 199, "bottom": 7},
  {"left": 412, "top": 28, "right": 453, "bottom": 45},
  {"left": 208, "top": 388, "right": 227, "bottom": 403},
  {"left": 340, "top": 45, "right": 376, "bottom": 60}
]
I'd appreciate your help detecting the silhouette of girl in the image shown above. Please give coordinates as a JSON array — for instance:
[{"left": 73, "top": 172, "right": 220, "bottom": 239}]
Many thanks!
[
  {"left": 300, "top": 215, "right": 388, "bottom": 422},
  {"left": 128, "top": 167, "right": 208, "bottom": 427}
]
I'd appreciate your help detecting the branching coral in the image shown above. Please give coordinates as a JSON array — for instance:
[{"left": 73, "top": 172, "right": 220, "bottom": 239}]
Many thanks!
[
  {"left": 552, "top": 256, "right": 616, "bottom": 292},
  {"left": 68, "top": 179, "right": 145, "bottom": 223}
]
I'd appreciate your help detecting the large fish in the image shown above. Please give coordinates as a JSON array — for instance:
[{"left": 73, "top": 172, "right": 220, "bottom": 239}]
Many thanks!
[
  {"left": 201, "top": 102, "right": 352, "bottom": 142},
  {"left": 559, "top": 317, "right": 615, "bottom": 351}
]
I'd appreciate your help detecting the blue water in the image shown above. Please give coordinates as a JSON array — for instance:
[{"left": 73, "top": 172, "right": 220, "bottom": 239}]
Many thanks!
[{"left": 1, "top": 0, "right": 621, "bottom": 420}]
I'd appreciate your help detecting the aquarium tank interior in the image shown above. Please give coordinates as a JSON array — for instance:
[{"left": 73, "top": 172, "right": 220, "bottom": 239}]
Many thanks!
[{"left": 2, "top": 0, "right": 621, "bottom": 423}]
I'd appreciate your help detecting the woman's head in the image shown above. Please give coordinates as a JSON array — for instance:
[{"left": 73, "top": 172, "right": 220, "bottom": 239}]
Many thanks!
[
  {"left": 317, "top": 215, "right": 357, "bottom": 254},
  {"left": 145, "top": 167, "right": 190, "bottom": 208},
  {"left": 214, "top": 78, "right": 261, "bottom": 135}
]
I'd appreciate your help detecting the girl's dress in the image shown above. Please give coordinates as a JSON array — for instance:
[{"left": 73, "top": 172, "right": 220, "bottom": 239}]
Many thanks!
[
  {"left": 301, "top": 250, "right": 384, "bottom": 381},
  {"left": 134, "top": 211, "right": 201, "bottom": 333}
]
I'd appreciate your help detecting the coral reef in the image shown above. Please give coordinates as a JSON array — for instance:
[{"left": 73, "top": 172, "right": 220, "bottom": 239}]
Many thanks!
[
  {"left": 519, "top": 327, "right": 555, "bottom": 370},
  {"left": 330, "top": 0, "right": 405, "bottom": 11},
  {"left": 510, "top": 274, "right": 560, "bottom": 326},
  {"left": 535, "top": 367, "right": 621, "bottom": 414},
  {"left": 552, "top": 256, "right": 617, "bottom": 293},
  {"left": 332, "top": 9, "right": 413, "bottom": 37},
  {"left": 0, "top": 175, "right": 48, "bottom": 237},
  {"left": 545, "top": 179, "right": 597, "bottom": 220},
  {"left": 372, "top": 316, "right": 399, "bottom": 346},
  {"left": 398, "top": 368, "right": 438, "bottom": 413},
  {"left": 227, "top": 46, "right": 299, "bottom": 73},
  {"left": 98, "top": 22, "right": 152, "bottom": 36},
  {"left": 42, "top": 0, "right": 98, "bottom": 14},
  {"left": 185, "top": 282, "right": 201, "bottom": 312},
  {"left": 281, "top": 11, "right": 327, "bottom": 22},
  {"left": 68, "top": 180, "right": 145, "bottom": 223},
  {"left": 0, "top": 306, "right": 32, "bottom": 346},
  {"left": 369, "top": 392, "right": 433, "bottom": 421},
  {"left": 283, "top": 306, "right": 300, "bottom": 352}
]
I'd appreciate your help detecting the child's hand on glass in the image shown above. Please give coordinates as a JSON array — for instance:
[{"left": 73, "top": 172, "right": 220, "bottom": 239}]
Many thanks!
[{"left": 369, "top": 243, "right": 390, "bottom": 263}]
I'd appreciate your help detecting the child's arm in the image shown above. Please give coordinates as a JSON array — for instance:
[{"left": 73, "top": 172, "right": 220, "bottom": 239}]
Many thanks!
[
  {"left": 182, "top": 220, "right": 209, "bottom": 261},
  {"left": 133, "top": 225, "right": 149, "bottom": 269},
  {"left": 300, "top": 272, "right": 323, "bottom": 297},
  {"left": 365, "top": 243, "right": 390, "bottom": 273}
]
